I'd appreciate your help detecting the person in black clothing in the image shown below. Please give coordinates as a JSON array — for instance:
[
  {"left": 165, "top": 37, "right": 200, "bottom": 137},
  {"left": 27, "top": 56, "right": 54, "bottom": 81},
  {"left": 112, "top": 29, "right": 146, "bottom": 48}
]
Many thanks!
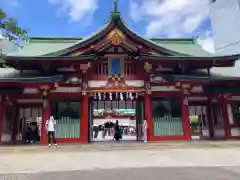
[{"left": 114, "top": 120, "right": 122, "bottom": 141}]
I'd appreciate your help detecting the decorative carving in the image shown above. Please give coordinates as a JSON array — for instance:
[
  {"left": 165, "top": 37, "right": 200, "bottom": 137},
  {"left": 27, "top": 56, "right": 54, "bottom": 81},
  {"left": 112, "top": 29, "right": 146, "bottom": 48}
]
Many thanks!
[
  {"left": 106, "top": 75, "right": 127, "bottom": 88},
  {"left": 218, "top": 93, "right": 232, "bottom": 99},
  {"left": 181, "top": 83, "right": 191, "bottom": 89},
  {"left": 144, "top": 62, "right": 152, "bottom": 72},
  {"left": 38, "top": 83, "right": 59, "bottom": 97},
  {"left": 145, "top": 82, "right": 152, "bottom": 94},
  {"left": 107, "top": 29, "right": 124, "bottom": 46},
  {"left": 80, "top": 62, "right": 91, "bottom": 73}
]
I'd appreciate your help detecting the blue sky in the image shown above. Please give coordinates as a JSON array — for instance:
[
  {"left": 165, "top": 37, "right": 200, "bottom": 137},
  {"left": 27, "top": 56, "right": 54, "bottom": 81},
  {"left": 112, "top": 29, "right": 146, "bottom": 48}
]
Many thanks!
[{"left": 0, "top": 0, "right": 214, "bottom": 52}]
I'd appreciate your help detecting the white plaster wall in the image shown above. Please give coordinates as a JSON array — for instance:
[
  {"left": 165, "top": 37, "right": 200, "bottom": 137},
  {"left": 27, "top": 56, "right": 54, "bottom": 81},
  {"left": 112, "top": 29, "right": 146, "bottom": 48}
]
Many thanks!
[
  {"left": 202, "top": 129, "right": 210, "bottom": 137},
  {"left": 227, "top": 104, "right": 234, "bottom": 125},
  {"left": 125, "top": 80, "right": 144, "bottom": 87},
  {"left": 1, "top": 134, "right": 11, "bottom": 142},
  {"left": 210, "top": 0, "right": 240, "bottom": 52},
  {"left": 88, "top": 81, "right": 107, "bottom": 87},
  {"left": 52, "top": 87, "right": 81, "bottom": 93},
  {"left": 191, "top": 86, "right": 203, "bottom": 93},
  {"left": 231, "top": 127, "right": 240, "bottom": 136},
  {"left": 88, "top": 80, "right": 144, "bottom": 88},
  {"left": 23, "top": 88, "right": 38, "bottom": 94},
  {"left": 213, "top": 127, "right": 226, "bottom": 137}
]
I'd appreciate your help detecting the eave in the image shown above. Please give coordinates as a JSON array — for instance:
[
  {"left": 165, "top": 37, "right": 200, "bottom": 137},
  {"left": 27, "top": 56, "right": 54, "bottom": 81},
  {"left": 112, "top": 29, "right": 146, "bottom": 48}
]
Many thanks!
[
  {"left": 142, "top": 53, "right": 240, "bottom": 68},
  {"left": 5, "top": 54, "right": 97, "bottom": 69}
]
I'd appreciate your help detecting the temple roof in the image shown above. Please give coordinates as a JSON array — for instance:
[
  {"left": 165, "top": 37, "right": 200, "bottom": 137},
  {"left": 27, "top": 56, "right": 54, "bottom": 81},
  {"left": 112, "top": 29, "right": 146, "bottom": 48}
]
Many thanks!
[{"left": 10, "top": 36, "right": 212, "bottom": 57}]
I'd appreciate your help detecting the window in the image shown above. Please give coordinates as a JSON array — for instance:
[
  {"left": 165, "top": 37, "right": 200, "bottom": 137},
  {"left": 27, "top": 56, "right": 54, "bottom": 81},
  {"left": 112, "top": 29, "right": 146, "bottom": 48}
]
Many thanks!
[{"left": 110, "top": 59, "right": 121, "bottom": 75}]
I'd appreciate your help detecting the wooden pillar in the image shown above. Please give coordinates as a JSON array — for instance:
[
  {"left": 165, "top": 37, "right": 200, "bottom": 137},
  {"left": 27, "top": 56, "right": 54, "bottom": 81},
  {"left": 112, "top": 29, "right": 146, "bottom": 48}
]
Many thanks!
[
  {"left": 144, "top": 92, "right": 153, "bottom": 141},
  {"left": 182, "top": 94, "right": 191, "bottom": 140},
  {"left": 81, "top": 94, "right": 89, "bottom": 142},
  {"left": 221, "top": 100, "right": 231, "bottom": 138},
  {"left": 41, "top": 99, "right": 50, "bottom": 145},
  {"left": 206, "top": 103, "right": 214, "bottom": 138},
  {"left": 0, "top": 103, "right": 4, "bottom": 144}
]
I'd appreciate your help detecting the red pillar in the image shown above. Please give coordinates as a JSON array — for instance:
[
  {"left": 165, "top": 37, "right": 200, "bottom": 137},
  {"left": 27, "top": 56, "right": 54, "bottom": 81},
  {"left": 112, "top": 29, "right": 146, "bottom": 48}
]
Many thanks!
[
  {"left": 41, "top": 99, "right": 50, "bottom": 145},
  {"left": 144, "top": 92, "right": 153, "bottom": 141},
  {"left": 206, "top": 104, "right": 214, "bottom": 139},
  {"left": 221, "top": 100, "right": 231, "bottom": 138},
  {"left": 81, "top": 95, "right": 88, "bottom": 142},
  {"left": 0, "top": 104, "right": 4, "bottom": 144},
  {"left": 182, "top": 95, "right": 191, "bottom": 140}
]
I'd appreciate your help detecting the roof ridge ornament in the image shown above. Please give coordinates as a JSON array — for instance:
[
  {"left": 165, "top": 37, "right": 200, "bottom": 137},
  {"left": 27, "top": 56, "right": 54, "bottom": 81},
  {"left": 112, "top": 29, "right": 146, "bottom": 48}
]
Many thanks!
[{"left": 114, "top": 0, "right": 118, "bottom": 12}]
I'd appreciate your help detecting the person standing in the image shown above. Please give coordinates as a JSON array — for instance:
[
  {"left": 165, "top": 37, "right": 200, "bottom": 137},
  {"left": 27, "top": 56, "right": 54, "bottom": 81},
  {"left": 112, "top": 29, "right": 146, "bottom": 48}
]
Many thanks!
[
  {"left": 114, "top": 120, "right": 122, "bottom": 141},
  {"left": 45, "top": 116, "right": 57, "bottom": 147},
  {"left": 143, "top": 119, "right": 148, "bottom": 143}
]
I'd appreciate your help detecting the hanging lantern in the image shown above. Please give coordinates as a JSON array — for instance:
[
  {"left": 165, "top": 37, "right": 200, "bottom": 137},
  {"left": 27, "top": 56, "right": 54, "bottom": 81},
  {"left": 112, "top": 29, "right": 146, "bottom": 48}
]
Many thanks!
[
  {"left": 109, "top": 92, "right": 112, "bottom": 101},
  {"left": 98, "top": 92, "right": 101, "bottom": 100},
  {"left": 135, "top": 92, "right": 138, "bottom": 99},
  {"left": 103, "top": 92, "right": 106, "bottom": 100},
  {"left": 120, "top": 92, "right": 123, "bottom": 101},
  {"left": 116, "top": 92, "right": 118, "bottom": 99},
  {"left": 94, "top": 93, "right": 97, "bottom": 99},
  {"left": 129, "top": 92, "right": 133, "bottom": 100}
]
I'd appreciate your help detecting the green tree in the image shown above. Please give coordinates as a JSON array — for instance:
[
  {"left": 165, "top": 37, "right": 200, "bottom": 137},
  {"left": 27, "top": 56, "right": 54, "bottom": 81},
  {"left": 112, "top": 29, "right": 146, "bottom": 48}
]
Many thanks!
[{"left": 0, "top": 8, "right": 28, "bottom": 67}]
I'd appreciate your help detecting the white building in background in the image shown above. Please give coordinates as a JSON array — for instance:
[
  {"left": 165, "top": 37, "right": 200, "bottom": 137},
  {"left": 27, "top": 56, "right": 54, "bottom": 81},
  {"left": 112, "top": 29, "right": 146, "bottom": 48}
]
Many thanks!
[
  {"left": 210, "top": 0, "right": 240, "bottom": 55},
  {"left": 210, "top": 0, "right": 240, "bottom": 77}
]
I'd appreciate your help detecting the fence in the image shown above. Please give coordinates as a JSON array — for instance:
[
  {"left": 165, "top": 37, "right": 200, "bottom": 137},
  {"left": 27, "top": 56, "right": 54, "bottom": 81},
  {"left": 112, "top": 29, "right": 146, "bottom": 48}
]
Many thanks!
[
  {"left": 153, "top": 116, "right": 184, "bottom": 136},
  {"left": 55, "top": 118, "right": 81, "bottom": 138}
]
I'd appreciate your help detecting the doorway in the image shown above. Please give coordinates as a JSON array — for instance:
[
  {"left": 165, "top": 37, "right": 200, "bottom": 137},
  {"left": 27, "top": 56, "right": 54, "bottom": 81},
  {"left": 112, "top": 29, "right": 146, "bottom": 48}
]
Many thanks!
[{"left": 88, "top": 92, "right": 144, "bottom": 142}]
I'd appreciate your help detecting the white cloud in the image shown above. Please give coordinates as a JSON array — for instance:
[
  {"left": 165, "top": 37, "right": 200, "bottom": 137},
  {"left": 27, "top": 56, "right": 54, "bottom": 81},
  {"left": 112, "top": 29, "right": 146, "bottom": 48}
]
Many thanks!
[
  {"left": 197, "top": 30, "right": 215, "bottom": 54},
  {"left": 10, "top": 0, "right": 21, "bottom": 7},
  {"left": 129, "top": 0, "right": 210, "bottom": 37},
  {"left": 48, "top": 0, "right": 99, "bottom": 23},
  {"left": 1, "top": 0, "right": 21, "bottom": 7}
]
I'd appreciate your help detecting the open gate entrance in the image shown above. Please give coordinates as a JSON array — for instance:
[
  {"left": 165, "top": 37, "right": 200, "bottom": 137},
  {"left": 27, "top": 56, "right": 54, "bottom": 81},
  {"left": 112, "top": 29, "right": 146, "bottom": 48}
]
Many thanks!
[{"left": 88, "top": 92, "right": 144, "bottom": 142}]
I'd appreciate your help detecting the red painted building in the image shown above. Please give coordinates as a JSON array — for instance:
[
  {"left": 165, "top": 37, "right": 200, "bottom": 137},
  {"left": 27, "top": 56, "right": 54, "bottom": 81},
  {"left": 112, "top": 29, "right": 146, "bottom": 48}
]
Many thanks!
[{"left": 1, "top": 5, "right": 240, "bottom": 144}]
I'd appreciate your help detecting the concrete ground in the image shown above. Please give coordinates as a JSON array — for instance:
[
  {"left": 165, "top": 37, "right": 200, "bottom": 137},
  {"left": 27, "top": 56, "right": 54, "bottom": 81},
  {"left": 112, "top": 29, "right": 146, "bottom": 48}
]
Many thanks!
[{"left": 0, "top": 141, "right": 240, "bottom": 179}]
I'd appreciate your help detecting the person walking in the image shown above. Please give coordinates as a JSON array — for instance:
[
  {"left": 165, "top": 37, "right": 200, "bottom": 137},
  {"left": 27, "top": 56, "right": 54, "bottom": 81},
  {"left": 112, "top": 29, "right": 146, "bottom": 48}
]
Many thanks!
[{"left": 45, "top": 116, "right": 57, "bottom": 147}]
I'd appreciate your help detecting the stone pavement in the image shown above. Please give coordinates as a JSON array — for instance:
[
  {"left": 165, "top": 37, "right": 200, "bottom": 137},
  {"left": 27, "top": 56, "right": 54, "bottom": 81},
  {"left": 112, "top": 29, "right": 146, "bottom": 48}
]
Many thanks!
[
  {"left": 1, "top": 140, "right": 240, "bottom": 153},
  {"left": 1, "top": 147, "right": 240, "bottom": 173},
  {"left": 0, "top": 142, "right": 240, "bottom": 179},
  {"left": 1, "top": 167, "right": 240, "bottom": 180}
]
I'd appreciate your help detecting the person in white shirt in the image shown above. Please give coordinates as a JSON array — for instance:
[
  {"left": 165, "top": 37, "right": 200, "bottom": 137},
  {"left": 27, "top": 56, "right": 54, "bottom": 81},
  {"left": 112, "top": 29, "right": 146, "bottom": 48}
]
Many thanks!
[{"left": 45, "top": 116, "right": 57, "bottom": 147}]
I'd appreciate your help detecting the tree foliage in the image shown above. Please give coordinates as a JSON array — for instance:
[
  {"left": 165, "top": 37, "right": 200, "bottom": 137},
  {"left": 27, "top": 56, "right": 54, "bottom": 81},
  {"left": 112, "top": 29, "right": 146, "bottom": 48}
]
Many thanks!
[
  {"left": 0, "top": 8, "right": 28, "bottom": 67},
  {"left": 0, "top": 8, "right": 28, "bottom": 45}
]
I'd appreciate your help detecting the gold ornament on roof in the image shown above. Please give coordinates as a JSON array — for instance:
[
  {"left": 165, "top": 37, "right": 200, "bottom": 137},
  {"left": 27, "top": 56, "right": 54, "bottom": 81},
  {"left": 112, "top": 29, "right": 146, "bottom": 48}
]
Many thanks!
[
  {"left": 72, "top": 51, "right": 84, "bottom": 56},
  {"left": 107, "top": 29, "right": 124, "bottom": 46}
]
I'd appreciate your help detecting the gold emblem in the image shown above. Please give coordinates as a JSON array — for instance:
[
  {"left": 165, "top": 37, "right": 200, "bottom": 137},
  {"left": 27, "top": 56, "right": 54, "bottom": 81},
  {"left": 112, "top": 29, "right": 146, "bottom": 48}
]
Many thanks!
[
  {"left": 107, "top": 29, "right": 124, "bottom": 46},
  {"left": 72, "top": 51, "right": 83, "bottom": 56}
]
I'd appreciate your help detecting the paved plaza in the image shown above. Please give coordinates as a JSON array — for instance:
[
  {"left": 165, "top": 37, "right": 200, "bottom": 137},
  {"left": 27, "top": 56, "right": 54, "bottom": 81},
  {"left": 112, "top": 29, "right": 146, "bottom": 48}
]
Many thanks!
[{"left": 0, "top": 142, "right": 240, "bottom": 179}]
